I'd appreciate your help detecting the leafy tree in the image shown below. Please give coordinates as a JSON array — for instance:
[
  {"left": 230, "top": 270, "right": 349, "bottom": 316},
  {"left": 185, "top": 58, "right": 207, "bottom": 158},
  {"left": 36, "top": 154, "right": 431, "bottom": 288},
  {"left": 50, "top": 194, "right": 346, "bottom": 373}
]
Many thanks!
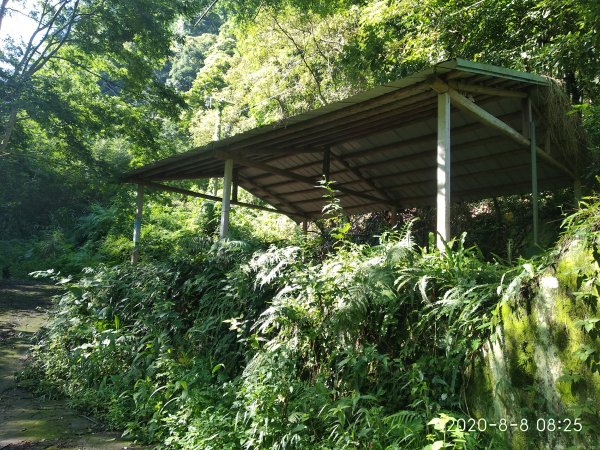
[
  {"left": 0, "top": 0, "right": 201, "bottom": 153},
  {"left": 169, "top": 33, "right": 217, "bottom": 92},
  {"left": 434, "top": 0, "right": 600, "bottom": 102}
]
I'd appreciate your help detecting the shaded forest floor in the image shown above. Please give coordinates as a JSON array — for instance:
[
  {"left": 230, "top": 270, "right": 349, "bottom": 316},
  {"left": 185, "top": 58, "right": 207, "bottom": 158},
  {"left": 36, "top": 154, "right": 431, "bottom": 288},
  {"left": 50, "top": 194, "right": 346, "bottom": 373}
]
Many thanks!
[{"left": 0, "top": 280, "right": 143, "bottom": 450}]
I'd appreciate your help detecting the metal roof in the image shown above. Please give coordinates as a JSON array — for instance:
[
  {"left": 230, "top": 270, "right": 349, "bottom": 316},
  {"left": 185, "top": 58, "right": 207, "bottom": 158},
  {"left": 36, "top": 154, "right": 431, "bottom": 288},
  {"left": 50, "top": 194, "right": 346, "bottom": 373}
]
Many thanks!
[{"left": 124, "top": 59, "right": 578, "bottom": 220}]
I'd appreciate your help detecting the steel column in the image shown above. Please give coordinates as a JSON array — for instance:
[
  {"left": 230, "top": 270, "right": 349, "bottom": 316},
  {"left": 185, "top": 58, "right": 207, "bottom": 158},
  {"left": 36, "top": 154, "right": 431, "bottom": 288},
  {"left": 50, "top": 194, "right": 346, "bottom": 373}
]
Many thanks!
[
  {"left": 437, "top": 92, "right": 451, "bottom": 251},
  {"left": 131, "top": 184, "right": 145, "bottom": 264},
  {"left": 219, "top": 159, "right": 233, "bottom": 239}
]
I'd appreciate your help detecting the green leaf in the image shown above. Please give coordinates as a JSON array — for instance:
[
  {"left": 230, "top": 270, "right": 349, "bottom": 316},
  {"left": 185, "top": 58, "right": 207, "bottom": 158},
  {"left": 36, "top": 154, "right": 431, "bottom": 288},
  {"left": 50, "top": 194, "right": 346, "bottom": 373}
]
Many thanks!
[
  {"left": 574, "top": 317, "right": 600, "bottom": 332},
  {"left": 574, "top": 344, "right": 595, "bottom": 362}
]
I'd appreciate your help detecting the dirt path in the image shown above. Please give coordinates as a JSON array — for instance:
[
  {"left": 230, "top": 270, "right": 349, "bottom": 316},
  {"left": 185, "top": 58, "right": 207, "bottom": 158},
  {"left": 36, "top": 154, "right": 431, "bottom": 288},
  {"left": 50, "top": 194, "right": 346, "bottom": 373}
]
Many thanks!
[{"left": 0, "top": 280, "right": 145, "bottom": 450}]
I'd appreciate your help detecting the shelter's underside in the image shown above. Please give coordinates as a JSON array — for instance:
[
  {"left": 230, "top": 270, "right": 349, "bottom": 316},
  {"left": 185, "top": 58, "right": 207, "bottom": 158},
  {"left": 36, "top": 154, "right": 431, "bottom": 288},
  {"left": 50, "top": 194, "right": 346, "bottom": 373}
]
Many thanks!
[{"left": 124, "top": 59, "right": 577, "bottom": 221}]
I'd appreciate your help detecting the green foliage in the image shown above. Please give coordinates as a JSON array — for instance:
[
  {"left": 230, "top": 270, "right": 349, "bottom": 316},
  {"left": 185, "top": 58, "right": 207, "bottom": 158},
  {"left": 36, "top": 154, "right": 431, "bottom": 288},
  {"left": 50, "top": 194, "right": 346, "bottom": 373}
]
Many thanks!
[
  {"left": 26, "top": 222, "right": 511, "bottom": 448},
  {"left": 558, "top": 191, "right": 600, "bottom": 380},
  {"left": 318, "top": 178, "right": 352, "bottom": 244},
  {"left": 23, "top": 198, "right": 600, "bottom": 448},
  {"left": 5, "top": 0, "right": 600, "bottom": 447},
  {"left": 4, "top": 0, "right": 599, "bottom": 280},
  {"left": 0, "top": 0, "right": 198, "bottom": 268},
  {"left": 169, "top": 34, "right": 218, "bottom": 92},
  {"left": 561, "top": 183, "right": 600, "bottom": 248},
  {"left": 27, "top": 240, "right": 267, "bottom": 440},
  {"left": 426, "top": 413, "right": 473, "bottom": 450}
]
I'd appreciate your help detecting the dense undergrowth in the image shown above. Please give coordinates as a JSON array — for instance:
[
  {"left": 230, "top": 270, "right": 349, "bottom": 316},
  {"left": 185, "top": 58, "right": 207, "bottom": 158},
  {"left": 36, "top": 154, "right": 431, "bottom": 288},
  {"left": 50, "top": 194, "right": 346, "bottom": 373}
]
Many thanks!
[
  {"left": 22, "top": 192, "right": 600, "bottom": 448},
  {"left": 24, "top": 222, "right": 514, "bottom": 449}
]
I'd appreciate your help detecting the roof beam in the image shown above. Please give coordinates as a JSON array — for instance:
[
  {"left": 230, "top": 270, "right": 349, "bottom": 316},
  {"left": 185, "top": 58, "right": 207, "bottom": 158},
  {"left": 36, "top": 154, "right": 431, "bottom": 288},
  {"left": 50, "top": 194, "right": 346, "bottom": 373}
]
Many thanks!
[
  {"left": 133, "top": 172, "right": 223, "bottom": 182},
  {"left": 138, "top": 181, "right": 301, "bottom": 219},
  {"left": 446, "top": 88, "right": 576, "bottom": 179},
  {"left": 276, "top": 148, "right": 530, "bottom": 196},
  {"left": 143, "top": 143, "right": 329, "bottom": 182},
  {"left": 250, "top": 111, "right": 521, "bottom": 186},
  {"left": 134, "top": 83, "right": 427, "bottom": 178},
  {"left": 245, "top": 158, "right": 335, "bottom": 184},
  {"left": 276, "top": 184, "right": 383, "bottom": 202},
  {"left": 127, "top": 146, "right": 323, "bottom": 181},
  {"left": 260, "top": 103, "right": 481, "bottom": 166},
  {"left": 240, "top": 176, "right": 308, "bottom": 219},
  {"left": 217, "top": 146, "right": 324, "bottom": 159},
  {"left": 291, "top": 194, "right": 388, "bottom": 210},
  {"left": 384, "top": 161, "right": 535, "bottom": 192},
  {"left": 253, "top": 123, "right": 520, "bottom": 190},
  {"left": 330, "top": 152, "right": 396, "bottom": 204},
  {"left": 266, "top": 142, "right": 533, "bottom": 198},
  {"left": 127, "top": 151, "right": 219, "bottom": 180},
  {"left": 352, "top": 134, "right": 519, "bottom": 176},
  {"left": 332, "top": 106, "right": 518, "bottom": 161},
  {"left": 371, "top": 149, "right": 528, "bottom": 187},
  {"left": 261, "top": 90, "right": 435, "bottom": 150},
  {"left": 242, "top": 173, "right": 387, "bottom": 201},
  {"left": 129, "top": 91, "right": 519, "bottom": 184},
  {"left": 447, "top": 80, "right": 528, "bottom": 98},
  {"left": 302, "top": 105, "right": 438, "bottom": 149},
  {"left": 135, "top": 90, "right": 440, "bottom": 183},
  {"left": 298, "top": 97, "right": 472, "bottom": 149},
  {"left": 230, "top": 156, "right": 391, "bottom": 205}
]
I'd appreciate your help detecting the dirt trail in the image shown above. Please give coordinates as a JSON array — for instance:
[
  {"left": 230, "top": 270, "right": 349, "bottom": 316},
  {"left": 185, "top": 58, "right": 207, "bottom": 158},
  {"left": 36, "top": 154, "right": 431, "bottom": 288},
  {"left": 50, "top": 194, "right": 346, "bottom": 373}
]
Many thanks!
[{"left": 0, "top": 280, "right": 145, "bottom": 450}]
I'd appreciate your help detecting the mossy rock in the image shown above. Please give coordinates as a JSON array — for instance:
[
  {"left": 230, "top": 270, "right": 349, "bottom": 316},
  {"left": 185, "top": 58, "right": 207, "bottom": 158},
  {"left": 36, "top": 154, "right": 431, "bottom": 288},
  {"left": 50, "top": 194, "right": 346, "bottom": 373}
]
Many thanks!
[{"left": 467, "top": 243, "right": 600, "bottom": 449}]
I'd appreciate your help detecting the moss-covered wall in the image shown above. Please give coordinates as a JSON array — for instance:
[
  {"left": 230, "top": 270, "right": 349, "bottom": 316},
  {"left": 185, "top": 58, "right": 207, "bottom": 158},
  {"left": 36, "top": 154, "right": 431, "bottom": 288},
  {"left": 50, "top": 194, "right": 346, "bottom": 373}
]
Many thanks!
[{"left": 468, "top": 243, "right": 600, "bottom": 449}]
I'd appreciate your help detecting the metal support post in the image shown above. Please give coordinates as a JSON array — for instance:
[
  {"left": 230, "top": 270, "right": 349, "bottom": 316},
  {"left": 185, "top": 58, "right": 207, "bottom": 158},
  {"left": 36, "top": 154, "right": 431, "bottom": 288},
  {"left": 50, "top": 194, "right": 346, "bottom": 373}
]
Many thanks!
[
  {"left": 219, "top": 159, "right": 233, "bottom": 239},
  {"left": 131, "top": 184, "right": 144, "bottom": 264},
  {"left": 437, "top": 92, "right": 451, "bottom": 251}
]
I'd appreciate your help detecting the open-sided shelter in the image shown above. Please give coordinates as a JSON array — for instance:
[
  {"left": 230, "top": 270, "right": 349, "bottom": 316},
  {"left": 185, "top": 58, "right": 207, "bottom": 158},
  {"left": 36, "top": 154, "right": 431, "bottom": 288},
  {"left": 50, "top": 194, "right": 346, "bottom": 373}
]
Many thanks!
[{"left": 124, "top": 59, "right": 582, "bottom": 262}]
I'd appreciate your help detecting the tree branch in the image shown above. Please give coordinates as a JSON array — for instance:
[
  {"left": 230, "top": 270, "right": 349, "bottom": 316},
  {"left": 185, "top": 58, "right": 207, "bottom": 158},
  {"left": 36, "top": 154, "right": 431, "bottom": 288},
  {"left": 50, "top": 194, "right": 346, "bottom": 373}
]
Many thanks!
[
  {"left": 271, "top": 13, "right": 327, "bottom": 106},
  {"left": 26, "top": 0, "right": 81, "bottom": 77},
  {"left": 2, "top": 0, "right": 80, "bottom": 153},
  {"left": 51, "top": 55, "right": 134, "bottom": 96},
  {"left": 23, "top": 0, "right": 79, "bottom": 78}
]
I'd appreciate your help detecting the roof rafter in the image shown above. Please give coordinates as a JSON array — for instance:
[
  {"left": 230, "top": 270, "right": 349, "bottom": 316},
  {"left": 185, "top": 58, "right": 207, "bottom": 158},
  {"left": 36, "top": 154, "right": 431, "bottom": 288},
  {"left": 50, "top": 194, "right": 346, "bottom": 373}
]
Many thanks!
[
  {"left": 248, "top": 111, "right": 522, "bottom": 186},
  {"left": 138, "top": 181, "right": 301, "bottom": 218},
  {"left": 445, "top": 87, "right": 575, "bottom": 178},
  {"left": 240, "top": 175, "right": 308, "bottom": 219},
  {"left": 228, "top": 156, "right": 393, "bottom": 206}
]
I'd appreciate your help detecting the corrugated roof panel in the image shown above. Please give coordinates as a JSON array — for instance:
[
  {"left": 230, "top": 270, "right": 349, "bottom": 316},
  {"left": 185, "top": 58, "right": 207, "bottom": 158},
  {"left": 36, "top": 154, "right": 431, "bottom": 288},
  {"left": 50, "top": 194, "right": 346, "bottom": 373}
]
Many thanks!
[
  {"left": 344, "top": 86, "right": 409, "bottom": 103},
  {"left": 270, "top": 153, "right": 317, "bottom": 170},
  {"left": 124, "top": 59, "right": 576, "bottom": 218},
  {"left": 443, "top": 59, "right": 550, "bottom": 85}
]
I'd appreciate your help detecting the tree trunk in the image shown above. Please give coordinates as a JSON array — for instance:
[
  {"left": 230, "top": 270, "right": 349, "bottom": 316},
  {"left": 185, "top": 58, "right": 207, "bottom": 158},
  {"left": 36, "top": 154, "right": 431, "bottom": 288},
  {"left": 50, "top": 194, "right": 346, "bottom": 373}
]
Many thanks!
[
  {"left": 0, "top": 106, "right": 18, "bottom": 154},
  {"left": 0, "top": 0, "right": 9, "bottom": 34}
]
